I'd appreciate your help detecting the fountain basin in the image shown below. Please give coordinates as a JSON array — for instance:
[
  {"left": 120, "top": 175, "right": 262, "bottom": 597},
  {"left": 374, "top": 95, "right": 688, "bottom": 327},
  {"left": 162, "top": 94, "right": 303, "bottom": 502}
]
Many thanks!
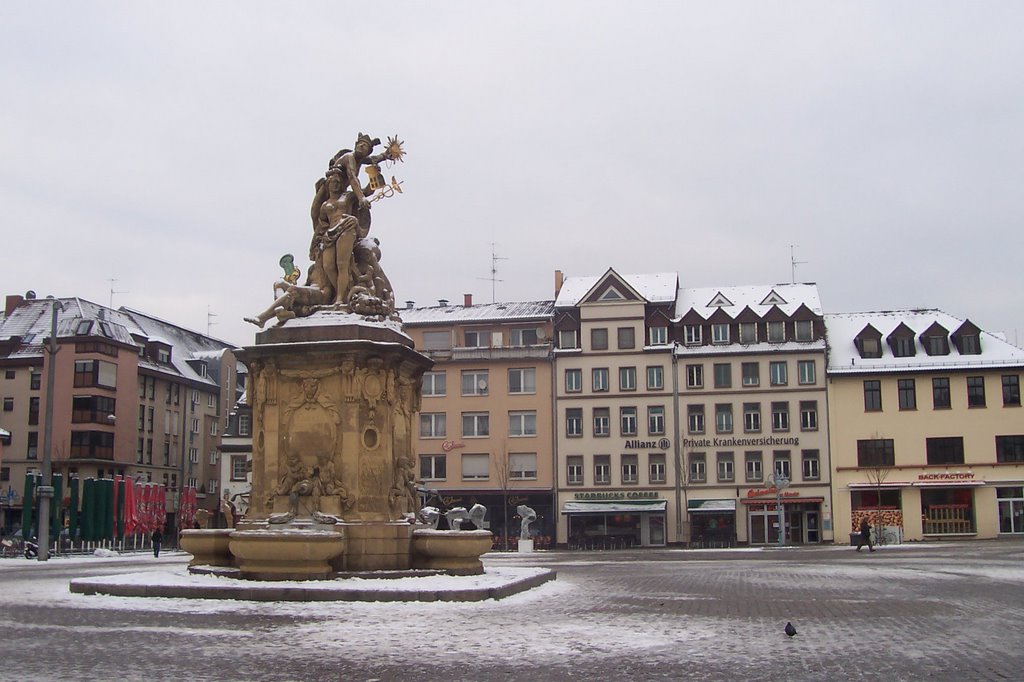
[
  {"left": 229, "top": 528, "right": 346, "bottom": 580},
  {"left": 180, "top": 529, "right": 235, "bottom": 568},
  {"left": 411, "top": 529, "right": 493, "bottom": 575}
]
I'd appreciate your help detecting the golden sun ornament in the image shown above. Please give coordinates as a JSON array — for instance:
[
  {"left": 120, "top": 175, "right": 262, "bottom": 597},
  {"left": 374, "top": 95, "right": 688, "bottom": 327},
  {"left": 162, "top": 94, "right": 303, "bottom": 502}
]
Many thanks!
[{"left": 385, "top": 135, "right": 406, "bottom": 164}]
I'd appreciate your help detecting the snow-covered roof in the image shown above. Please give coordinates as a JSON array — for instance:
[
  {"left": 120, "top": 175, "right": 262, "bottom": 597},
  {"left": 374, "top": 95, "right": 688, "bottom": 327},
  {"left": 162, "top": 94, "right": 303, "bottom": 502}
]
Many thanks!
[
  {"left": 825, "top": 309, "right": 1024, "bottom": 373},
  {"left": 555, "top": 271, "right": 678, "bottom": 307},
  {"left": 675, "top": 283, "right": 822, "bottom": 320},
  {"left": 674, "top": 339, "right": 827, "bottom": 358},
  {"left": 400, "top": 301, "right": 554, "bottom": 326}
]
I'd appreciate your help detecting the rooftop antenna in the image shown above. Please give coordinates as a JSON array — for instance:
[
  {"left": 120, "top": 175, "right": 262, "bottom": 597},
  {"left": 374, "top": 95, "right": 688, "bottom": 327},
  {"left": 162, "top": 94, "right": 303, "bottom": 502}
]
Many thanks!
[
  {"left": 789, "top": 245, "right": 807, "bottom": 284},
  {"left": 477, "top": 242, "right": 508, "bottom": 303},
  {"left": 207, "top": 306, "right": 218, "bottom": 336},
  {"left": 108, "top": 278, "right": 128, "bottom": 309}
]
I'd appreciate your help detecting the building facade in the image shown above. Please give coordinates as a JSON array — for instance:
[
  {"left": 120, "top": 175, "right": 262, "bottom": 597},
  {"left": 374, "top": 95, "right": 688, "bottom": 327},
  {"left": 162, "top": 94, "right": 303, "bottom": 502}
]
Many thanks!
[
  {"left": 826, "top": 310, "right": 1024, "bottom": 542},
  {"left": 401, "top": 296, "right": 556, "bottom": 547},
  {"left": 0, "top": 293, "right": 241, "bottom": 534}
]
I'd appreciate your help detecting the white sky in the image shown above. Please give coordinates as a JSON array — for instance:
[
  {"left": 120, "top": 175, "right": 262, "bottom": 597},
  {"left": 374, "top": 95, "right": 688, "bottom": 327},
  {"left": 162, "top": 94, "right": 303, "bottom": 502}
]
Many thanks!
[{"left": 3, "top": 2, "right": 1023, "bottom": 348}]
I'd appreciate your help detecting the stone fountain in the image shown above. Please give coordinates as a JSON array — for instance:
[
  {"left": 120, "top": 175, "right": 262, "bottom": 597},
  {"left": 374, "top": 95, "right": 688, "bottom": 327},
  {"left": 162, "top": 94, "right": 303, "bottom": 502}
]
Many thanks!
[{"left": 181, "top": 134, "right": 491, "bottom": 580}]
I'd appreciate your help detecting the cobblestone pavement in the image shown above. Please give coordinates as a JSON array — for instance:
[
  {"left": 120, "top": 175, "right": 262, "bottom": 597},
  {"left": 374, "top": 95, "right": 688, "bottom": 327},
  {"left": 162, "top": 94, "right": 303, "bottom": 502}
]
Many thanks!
[{"left": 1, "top": 541, "right": 1022, "bottom": 681}]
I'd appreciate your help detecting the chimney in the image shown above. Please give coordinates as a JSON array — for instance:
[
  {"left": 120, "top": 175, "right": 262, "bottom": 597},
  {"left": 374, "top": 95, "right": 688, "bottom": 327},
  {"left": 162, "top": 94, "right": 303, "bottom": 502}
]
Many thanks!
[
  {"left": 405, "top": 300, "right": 415, "bottom": 310},
  {"left": 5, "top": 295, "right": 24, "bottom": 317},
  {"left": 463, "top": 293, "right": 473, "bottom": 308},
  {"left": 554, "top": 270, "right": 565, "bottom": 297},
  {"left": 438, "top": 299, "right": 449, "bottom": 307}
]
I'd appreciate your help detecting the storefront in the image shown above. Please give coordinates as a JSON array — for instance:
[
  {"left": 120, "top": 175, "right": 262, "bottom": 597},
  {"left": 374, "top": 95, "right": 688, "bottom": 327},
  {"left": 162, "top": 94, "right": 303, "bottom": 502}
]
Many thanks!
[
  {"left": 562, "top": 499, "right": 667, "bottom": 549},
  {"left": 919, "top": 482, "right": 980, "bottom": 536},
  {"left": 743, "top": 497, "right": 824, "bottom": 545},
  {"left": 687, "top": 499, "right": 736, "bottom": 548}
]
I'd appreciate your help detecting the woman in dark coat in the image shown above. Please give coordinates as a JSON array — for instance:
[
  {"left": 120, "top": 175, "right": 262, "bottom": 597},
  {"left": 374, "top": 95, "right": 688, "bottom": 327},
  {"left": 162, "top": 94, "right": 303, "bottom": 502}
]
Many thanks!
[
  {"left": 856, "top": 517, "right": 875, "bottom": 552},
  {"left": 151, "top": 528, "right": 163, "bottom": 558}
]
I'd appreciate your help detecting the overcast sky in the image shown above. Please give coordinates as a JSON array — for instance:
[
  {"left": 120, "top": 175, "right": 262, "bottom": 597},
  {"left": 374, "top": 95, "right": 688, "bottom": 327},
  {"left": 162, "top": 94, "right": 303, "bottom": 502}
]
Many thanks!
[{"left": 2, "top": 2, "right": 1022, "bottom": 348}]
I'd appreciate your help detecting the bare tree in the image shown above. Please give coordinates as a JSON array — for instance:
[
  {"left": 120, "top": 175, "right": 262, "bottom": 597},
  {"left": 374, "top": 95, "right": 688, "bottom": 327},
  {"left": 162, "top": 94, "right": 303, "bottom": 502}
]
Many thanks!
[
  {"left": 493, "top": 438, "right": 512, "bottom": 551},
  {"left": 863, "top": 464, "right": 891, "bottom": 545}
]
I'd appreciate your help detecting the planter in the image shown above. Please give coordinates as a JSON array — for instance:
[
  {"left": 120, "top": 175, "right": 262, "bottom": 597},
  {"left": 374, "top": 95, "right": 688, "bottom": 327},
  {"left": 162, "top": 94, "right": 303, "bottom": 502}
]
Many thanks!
[{"left": 411, "top": 529, "right": 493, "bottom": 575}]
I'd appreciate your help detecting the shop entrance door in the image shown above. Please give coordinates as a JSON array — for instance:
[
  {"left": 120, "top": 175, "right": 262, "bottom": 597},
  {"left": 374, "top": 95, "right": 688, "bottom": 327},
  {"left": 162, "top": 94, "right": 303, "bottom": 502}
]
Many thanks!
[
  {"left": 999, "top": 499, "right": 1024, "bottom": 533},
  {"left": 805, "top": 511, "right": 820, "bottom": 543},
  {"left": 643, "top": 514, "right": 666, "bottom": 546}
]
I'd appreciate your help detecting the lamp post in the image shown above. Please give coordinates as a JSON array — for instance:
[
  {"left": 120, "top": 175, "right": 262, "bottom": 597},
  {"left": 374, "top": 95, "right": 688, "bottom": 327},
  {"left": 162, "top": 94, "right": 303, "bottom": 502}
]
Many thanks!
[
  {"left": 38, "top": 297, "right": 64, "bottom": 561},
  {"left": 769, "top": 471, "right": 790, "bottom": 547}
]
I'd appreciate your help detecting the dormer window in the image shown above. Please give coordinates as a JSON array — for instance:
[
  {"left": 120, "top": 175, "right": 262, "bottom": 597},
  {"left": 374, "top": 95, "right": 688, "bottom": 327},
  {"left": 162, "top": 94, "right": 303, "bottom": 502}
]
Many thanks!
[
  {"left": 794, "top": 320, "right": 813, "bottom": 342},
  {"left": 157, "top": 348, "right": 171, "bottom": 364},
  {"left": 767, "top": 321, "right": 785, "bottom": 343},
  {"left": 76, "top": 321, "right": 92, "bottom": 335},
  {"left": 738, "top": 323, "right": 758, "bottom": 344},
  {"left": 648, "top": 326, "right": 668, "bottom": 345},
  {"left": 855, "top": 324, "right": 884, "bottom": 359},
  {"left": 952, "top": 321, "right": 982, "bottom": 356},
  {"left": 684, "top": 324, "right": 702, "bottom": 346},
  {"left": 886, "top": 323, "right": 916, "bottom": 358},
  {"left": 558, "top": 329, "right": 579, "bottom": 349},
  {"left": 711, "top": 323, "right": 730, "bottom": 345}
]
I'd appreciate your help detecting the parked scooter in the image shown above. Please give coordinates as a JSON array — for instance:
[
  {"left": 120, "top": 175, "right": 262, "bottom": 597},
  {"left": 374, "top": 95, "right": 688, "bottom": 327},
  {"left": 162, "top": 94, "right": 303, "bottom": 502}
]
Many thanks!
[{"left": 23, "top": 538, "right": 38, "bottom": 559}]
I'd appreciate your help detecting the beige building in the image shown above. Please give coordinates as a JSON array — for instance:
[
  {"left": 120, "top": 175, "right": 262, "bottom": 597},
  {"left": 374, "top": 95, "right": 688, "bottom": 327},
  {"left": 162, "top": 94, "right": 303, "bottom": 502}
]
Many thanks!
[
  {"left": 401, "top": 296, "right": 555, "bottom": 546},
  {"left": 826, "top": 310, "right": 1024, "bottom": 542}
]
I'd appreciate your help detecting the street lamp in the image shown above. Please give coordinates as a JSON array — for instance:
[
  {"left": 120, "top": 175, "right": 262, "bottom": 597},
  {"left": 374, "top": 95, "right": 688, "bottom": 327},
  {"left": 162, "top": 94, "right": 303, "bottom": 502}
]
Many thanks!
[{"left": 38, "top": 296, "right": 64, "bottom": 561}]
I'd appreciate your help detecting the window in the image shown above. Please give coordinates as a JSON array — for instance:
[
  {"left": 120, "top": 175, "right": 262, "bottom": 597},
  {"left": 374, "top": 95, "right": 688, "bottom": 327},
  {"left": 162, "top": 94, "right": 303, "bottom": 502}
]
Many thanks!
[
  {"left": 1002, "top": 375, "right": 1021, "bottom": 407},
  {"left": 773, "top": 452, "right": 791, "bottom": 479},
  {"left": 958, "top": 334, "right": 981, "bottom": 355},
  {"left": 2, "top": 397, "right": 12, "bottom": 412},
  {"left": 136, "top": 437, "right": 144, "bottom": 464},
  {"left": 689, "top": 453, "right": 706, "bottom": 482},
  {"left": 566, "top": 408, "right": 583, "bottom": 437},
  {"left": 461, "top": 370, "right": 489, "bottom": 396},
  {"left": 419, "top": 412, "right": 447, "bottom": 438},
  {"left": 592, "top": 368, "right": 609, "bottom": 392},
  {"left": 767, "top": 321, "right": 786, "bottom": 343},
  {"left": 717, "top": 452, "right": 734, "bottom": 482},
  {"left": 423, "top": 329, "right": 452, "bottom": 350},
  {"left": 461, "top": 453, "right": 489, "bottom": 480},
  {"left": 27, "top": 432, "right": 38, "bottom": 459},
  {"left": 619, "top": 366, "right": 637, "bottom": 391},
  {"left": 207, "top": 479, "right": 218, "bottom": 495},
  {"left": 567, "top": 456, "right": 584, "bottom": 485},
  {"left": 620, "top": 407, "right": 638, "bottom": 436},
  {"left": 927, "top": 437, "right": 965, "bottom": 465},
  {"left": 509, "top": 453, "right": 537, "bottom": 479},
  {"left": 649, "top": 453, "right": 666, "bottom": 483},
  {"left": 462, "top": 412, "right": 489, "bottom": 437},
  {"left": 741, "top": 362, "right": 759, "bottom": 387},
  {"left": 686, "top": 364, "right": 704, "bottom": 389},
  {"left": 892, "top": 336, "right": 915, "bottom": 358},
  {"left": 801, "top": 450, "right": 820, "bottom": 480},
  {"left": 745, "top": 452, "right": 763, "bottom": 482},
  {"left": 508, "top": 411, "right": 537, "bottom": 437},
  {"left": 797, "top": 360, "right": 816, "bottom": 385},
  {"left": 617, "top": 327, "right": 635, "bottom": 349},
  {"left": 771, "top": 402, "right": 789, "bottom": 431},
  {"left": 593, "top": 408, "right": 610, "bottom": 437},
  {"left": 646, "top": 366, "right": 664, "bottom": 390},
  {"left": 209, "top": 449, "right": 219, "bottom": 465},
  {"left": 464, "top": 329, "right": 491, "bottom": 347},
  {"left": 648, "top": 326, "right": 668, "bottom": 345},
  {"left": 231, "top": 455, "right": 248, "bottom": 481},
  {"left": 864, "top": 380, "right": 882, "bottom": 411},
  {"left": 743, "top": 403, "right": 761, "bottom": 432},
  {"left": 621, "top": 454, "right": 639, "bottom": 483},
  {"left": 924, "top": 334, "right": 950, "bottom": 356},
  {"left": 711, "top": 323, "right": 730, "bottom": 344},
  {"left": 73, "top": 359, "right": 117, "bottom": 389},
  {"left": 860, "top": 337, "right": 881, "bottom": 359},
  {"left": 795, "top": 320, "right": 813, "bottom": 342},
  {"left": 565, "top": 368, "right": 582, "bottom": 393},
  {"left": 147, "top": 407, "right": 155, "bottom": 433},
  {"left": 558, "top": 329, "right": 579, "bottom": 349},
  {"left": 70, "top": 431, "right": 114, "bottom": 460},
  {"left": 138, "top": 405, "right": 145, "bottom": 430},
  {"left": 967, "top": 376, "right": 986, "bottom": 407},
  {"left": 996, "top": 435, "right": 1024, "bottom": 463},
  {"left": 30, "top": 372, "right": 41, "bottom": 391},
  {"left": 190, "top": 418, "right": 200, "bottom": 434},
  {"left": 684, "top": 324, "right": 702, "bottom": 345},
  {"left": 189, "top": 447, "right": 199, "bottom": 463},
  {"left": 508, "top": 367, "right": 536, "bottom": 394},
  {"left": 648, "top": 406, "right": 665, "bottom": 435},
  {"left": 799, "top": 401, "right": 818, "bottom": 431},
  {"left": 208, "top": 393, "right": 215, "bottom": 408},
  {"left": 739, "top": 323, "right": 757, "bottom": 344},
  {"left": 422, "top": 371, "right": 446, "bottom": 397},
  {"left": 3, "top": 369, "right": 13, "bottom": 379},
  {"left": 28, "top": 397, "right": 39, "bottom": 425},
  {"left": 713, "top": 363, "right": 732, "bottom": 389},
  {"left": 857, "top": 439, "right": 895, "bottom": 467},
  {"left": 594, "top": 455, "right": 611, "bottom": 484},
  {"left": 509, "top": 328, "right": 539, "bottom": 346},
  {"left": 163, "top": 442, "right": 170, "bottom": 465},
  {"left": 715, "top": 404, "right": 733, "bottom": 433},
  {"left": 932, "top": 378, "right": 951, "bottom": 409},
  {"left": 769, "top": 361, "right": 788, "bottom": 386},
  {"left": 591, "top": 328, "right": 609, "bottom": 351},
  {"left": 687, "top": 404, "right": 705, "bottom": 434},
  {"left": 238, "top": 414, "right": 250, "bottom": 436},
  {"left": 419, "top": 454, "right": 445, "bottom": 480},
  {"left": 898, "top": 379, "right": 917, "bottom": 410}
]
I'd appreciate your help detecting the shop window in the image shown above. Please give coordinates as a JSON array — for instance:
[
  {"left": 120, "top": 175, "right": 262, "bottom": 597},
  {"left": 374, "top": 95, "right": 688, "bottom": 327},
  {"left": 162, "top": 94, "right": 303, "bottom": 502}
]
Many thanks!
[
  {"left": 926, "top": 437, "right": 964, "bottom": 465},
  {"left": 932, "top": 377, "right": 951, "bottom": 409},
  {"left": 594, "top": 455, "right": 611, "bottom": 484},
  {"left": 1002, "top": 375, "right": 1021, "bottom": 407},
  {"left": 621, "top": 454, "right": 639, "bottom": 484},
  {"left": 851, "top": 489, "right": 901, "bottom": 510},
  {"left": 857, "top": 439, "right": 895, "bottom": 467},
  {"left": 967, "top": 376, "right": 986, "bottom": 407},
  {"left": 921, "top": 488, "right": 975, "bottom": 534},
  {"left": 689, "top": 453, "right": 706, "bottom": 483},
  {"left": 898, "top": 379, "right": 917, "bottom": 410},
  {"left": 745, "top": 452, "right": 763, "bottom": 482},
  {"left": 863, "top": 380, "right": 882, "bottom": 412}
]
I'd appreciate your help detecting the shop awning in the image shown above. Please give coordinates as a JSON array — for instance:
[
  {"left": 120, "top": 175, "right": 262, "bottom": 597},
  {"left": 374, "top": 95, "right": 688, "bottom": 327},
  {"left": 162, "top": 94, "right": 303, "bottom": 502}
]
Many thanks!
[
  {"left": 562, "top": 501, "right": 667, "bottom": 514},
  {"left": 688, "top": 499, "right": 736, "bottom": 512},
  {"left": 847, "top": 482, "right": 911, "bottom": 489},
  {"left": 913, "top": 480, "right": 984, "bottom": 487},
  {"left": 741, "top": 497, "right": 824, "bottom": 505}
]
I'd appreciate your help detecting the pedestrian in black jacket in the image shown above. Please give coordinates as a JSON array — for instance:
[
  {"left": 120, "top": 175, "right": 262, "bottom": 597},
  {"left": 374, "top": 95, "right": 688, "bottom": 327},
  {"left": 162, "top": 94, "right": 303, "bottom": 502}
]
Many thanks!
[
  {"left": 151, "top": 528, "right": 163, "bottom": 558},
  {"left": 855, "top": 517, "right": 874, "bottom": 552}
]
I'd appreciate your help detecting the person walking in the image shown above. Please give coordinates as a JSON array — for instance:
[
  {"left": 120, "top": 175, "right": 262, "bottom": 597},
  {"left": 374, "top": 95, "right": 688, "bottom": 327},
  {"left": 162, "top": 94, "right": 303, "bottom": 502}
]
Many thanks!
[
  {"left": 855, "top": 517, "right": 875, "bottom": 552},
  {"left": 151, "top": 528, "right": 163, "bottom": 558}
]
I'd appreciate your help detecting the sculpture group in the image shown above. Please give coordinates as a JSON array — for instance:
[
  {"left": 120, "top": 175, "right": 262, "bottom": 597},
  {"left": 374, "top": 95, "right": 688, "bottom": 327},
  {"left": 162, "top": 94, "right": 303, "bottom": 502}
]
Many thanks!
[{"left": 246, "top": 133, "right": 405, "bottom": 328}]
